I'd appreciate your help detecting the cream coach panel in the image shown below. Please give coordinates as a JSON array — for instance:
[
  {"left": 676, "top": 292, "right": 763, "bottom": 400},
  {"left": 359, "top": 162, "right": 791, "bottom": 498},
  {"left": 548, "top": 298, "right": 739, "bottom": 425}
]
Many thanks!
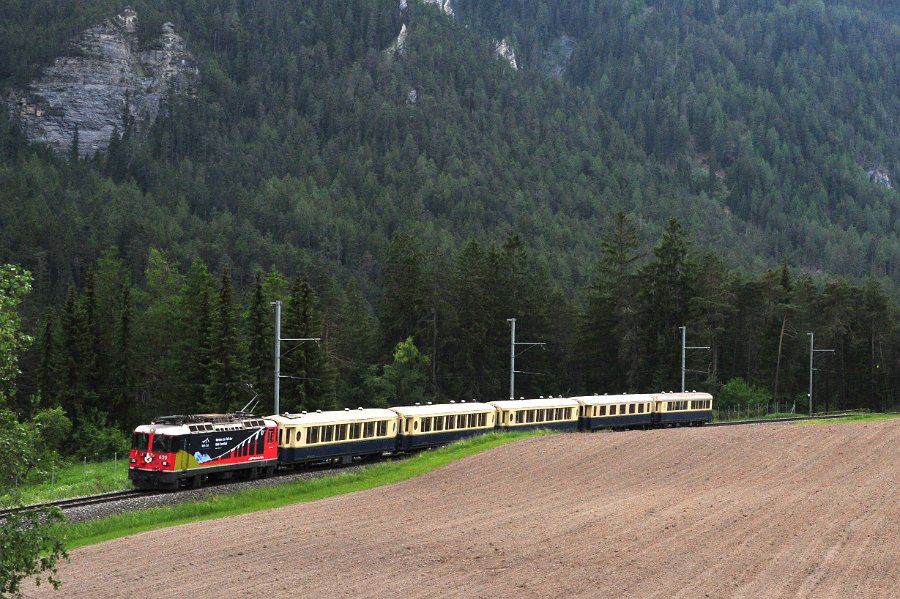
[
  {"left": 489, "top": 398, "right": 580, "bottom": 426},
  {"left": 271, "top": 409, "right": 398, "bottom": 447},
  {"left": 390, "top": 403, "right": 496, "bottom": 437}
]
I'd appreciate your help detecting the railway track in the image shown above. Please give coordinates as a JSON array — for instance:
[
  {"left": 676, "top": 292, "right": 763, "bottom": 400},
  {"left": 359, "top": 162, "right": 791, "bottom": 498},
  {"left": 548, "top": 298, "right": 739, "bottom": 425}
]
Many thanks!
[
  {"left": 1, "top": 411, "right": 876, "bottom": 520},
  {"left": 707, "top": 411, "right": 868, "bottom": 427},
  {"left": 0, "top": 489, "right": 158, "bottom": 519}
]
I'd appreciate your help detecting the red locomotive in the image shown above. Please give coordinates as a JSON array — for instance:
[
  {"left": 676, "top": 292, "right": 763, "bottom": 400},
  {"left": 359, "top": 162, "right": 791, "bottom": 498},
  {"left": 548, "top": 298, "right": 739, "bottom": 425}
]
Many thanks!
[{"left": 129, "top": 413, "right": 278, "bottom": 490}]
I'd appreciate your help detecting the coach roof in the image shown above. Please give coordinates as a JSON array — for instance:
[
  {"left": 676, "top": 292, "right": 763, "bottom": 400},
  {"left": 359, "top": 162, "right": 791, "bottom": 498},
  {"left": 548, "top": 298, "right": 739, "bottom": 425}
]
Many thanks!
[
  {"left": 390, "top": 402, "right": 495, "bottom": 417},
  {"left": 270, "top": 408, "right": 397, "bottom": 426},
  {"left": 488, "top": 397, "right": 581, "bottom": 410}
]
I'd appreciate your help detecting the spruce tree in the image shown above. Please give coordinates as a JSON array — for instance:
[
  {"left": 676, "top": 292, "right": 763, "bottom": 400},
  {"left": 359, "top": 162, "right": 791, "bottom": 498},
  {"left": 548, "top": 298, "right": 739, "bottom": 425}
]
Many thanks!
[
  {"left": 577, "top": 211, "right": 642, "bottom": 393},
  {"left": 639, "top": 218, "right": 697, "bottom": 390},
  {"left": 282, "top": 276, "right": 336, "bottom": 412},
  {"left": 35, "top": 313, "right": 62, "bottom": 409},
  {"left": 112, "top": 284, "right": 134, "bottom": 427},
  {"left": 204, "top": 266, "right": 247, "bottom": 412},
  {"left": 247, "top": 270, "right": 272, "bottom": 405}
]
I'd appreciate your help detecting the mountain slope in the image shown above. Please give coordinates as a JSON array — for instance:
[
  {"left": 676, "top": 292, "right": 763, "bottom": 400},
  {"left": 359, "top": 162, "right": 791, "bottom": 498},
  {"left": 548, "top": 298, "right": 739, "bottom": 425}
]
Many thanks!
[{"left": 0, "top": 0, "right": 897, "bottom": 298}]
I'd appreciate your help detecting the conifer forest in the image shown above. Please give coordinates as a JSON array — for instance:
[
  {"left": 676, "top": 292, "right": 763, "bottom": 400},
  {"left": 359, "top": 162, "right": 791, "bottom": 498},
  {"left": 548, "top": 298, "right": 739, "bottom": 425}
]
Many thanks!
[{"left": 0, "top": 0, "right": 897, "bottom": 455}]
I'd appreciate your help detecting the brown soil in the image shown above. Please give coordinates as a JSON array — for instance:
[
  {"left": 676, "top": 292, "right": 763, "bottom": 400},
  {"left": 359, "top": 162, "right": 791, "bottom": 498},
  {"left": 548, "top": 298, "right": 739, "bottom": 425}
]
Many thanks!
[{"left": 26, "top": 420, "right": 900, "bottom": 599}]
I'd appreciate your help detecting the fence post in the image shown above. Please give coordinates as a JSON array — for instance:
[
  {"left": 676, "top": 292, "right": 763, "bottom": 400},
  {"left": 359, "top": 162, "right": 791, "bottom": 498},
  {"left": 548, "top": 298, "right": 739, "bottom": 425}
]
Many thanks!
[
  {"left": 83, "top": 457, "right": 87, "bottom": 482},
  {"left": 114, "top": 452, "right": 117, "bottom": 481}
]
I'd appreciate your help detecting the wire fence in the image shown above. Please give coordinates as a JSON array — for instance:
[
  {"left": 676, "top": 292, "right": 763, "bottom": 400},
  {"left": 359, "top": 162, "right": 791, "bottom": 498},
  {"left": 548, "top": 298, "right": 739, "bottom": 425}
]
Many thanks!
[{"left": 7, "top": 453, "right": 132, "bottom": 503}]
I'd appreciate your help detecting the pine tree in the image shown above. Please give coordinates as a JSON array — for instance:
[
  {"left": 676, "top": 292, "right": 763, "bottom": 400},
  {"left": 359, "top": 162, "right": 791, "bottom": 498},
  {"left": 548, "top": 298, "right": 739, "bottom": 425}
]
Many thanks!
[
  {"left": 640, "top": 218, "right": 697, "bottom": 390},
  {"left": 378, "top": 233, "right": 427, "bottom": 356},
  {"left": 175, "top": 258, "right": 214, "bottom": 413},
  {"left": 247, "top": 270, "right": 272, "bottom": 404},
  {"left": 282, "top": 276, "right": 336, "bottom": 412},
  {"left": 577, "top": 211, "right": 642, "bottom": 393},
  {"left": 204, "top": 266, "right": 247, "bottom": 412},
  {"left": 112, "top": 283, "right": 135, "bottom": 427},
  {"left": 60, "top": 285, "right": 97, "bottom": 424},
  {"left": 35, "top": 313, "right": 62, "bottom": 409}
]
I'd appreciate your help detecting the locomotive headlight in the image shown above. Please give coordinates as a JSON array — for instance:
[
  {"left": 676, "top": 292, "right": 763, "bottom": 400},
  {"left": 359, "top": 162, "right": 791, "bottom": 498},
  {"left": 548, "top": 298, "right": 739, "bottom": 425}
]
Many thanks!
[
  {"left": 130, "top": 458, "right": 136, "bottom": 464},
  {"left": 162, "top": 461, "right": 169, "bottom": 466}
]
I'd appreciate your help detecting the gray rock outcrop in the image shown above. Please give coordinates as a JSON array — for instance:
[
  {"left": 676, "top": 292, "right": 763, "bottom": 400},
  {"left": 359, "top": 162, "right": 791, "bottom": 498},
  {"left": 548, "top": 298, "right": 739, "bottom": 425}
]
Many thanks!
[{"left": 7, "top": 8, "right": 198, "bottom": 158}]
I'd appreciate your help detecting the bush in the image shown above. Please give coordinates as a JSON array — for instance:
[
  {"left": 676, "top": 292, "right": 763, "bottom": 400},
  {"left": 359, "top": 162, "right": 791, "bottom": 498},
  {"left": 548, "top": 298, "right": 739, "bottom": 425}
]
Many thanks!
[
  {"left": 33, "top": 407, "right": 72, "bottom": 454},
  {"left": 73, "top": 414, "right": 129, "bottom": 460},
  {"left": 718, "top": 377, "right": 769, "bottom": 409}
]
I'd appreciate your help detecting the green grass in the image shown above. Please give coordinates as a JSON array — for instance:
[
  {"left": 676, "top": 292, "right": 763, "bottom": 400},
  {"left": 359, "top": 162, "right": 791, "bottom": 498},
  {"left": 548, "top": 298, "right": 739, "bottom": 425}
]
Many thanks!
[
  {"left": 800, "top": 412, "right": 900, "bottom": 424},
  {"left": 713, "top": 410, "right": 806, "bottom": 422},
  {"left": 57, "top": 430, "right": 547, "bottom": 550},
  {"left": 1, "top": 457, "right": 131, "bottom": 507}
]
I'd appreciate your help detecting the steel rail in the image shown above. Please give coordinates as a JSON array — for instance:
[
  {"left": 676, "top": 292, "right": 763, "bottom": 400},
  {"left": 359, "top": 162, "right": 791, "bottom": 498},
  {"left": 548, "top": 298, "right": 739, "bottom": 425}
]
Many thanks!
[{"left": 0, "top": 489, "right": 158, "bottom": 519}]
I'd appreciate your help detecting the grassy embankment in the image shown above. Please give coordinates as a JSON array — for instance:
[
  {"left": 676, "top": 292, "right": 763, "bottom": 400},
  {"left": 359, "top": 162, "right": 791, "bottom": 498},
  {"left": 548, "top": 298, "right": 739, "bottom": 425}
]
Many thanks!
[
  {"left": 58, "top": 430, "right": 547, "bottom": 549},
  {"left": 1, "top": 457, "right": 130, "bottom": 507},
  {"left": 801, "top": 412, "right": 900, "bottom": 424}
]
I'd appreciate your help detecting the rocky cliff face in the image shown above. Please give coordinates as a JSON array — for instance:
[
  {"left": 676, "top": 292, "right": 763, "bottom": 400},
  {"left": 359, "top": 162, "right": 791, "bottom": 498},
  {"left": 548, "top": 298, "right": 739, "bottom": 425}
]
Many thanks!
[{"left": 7, "top": 8, "right": 197, "bottom": 158}]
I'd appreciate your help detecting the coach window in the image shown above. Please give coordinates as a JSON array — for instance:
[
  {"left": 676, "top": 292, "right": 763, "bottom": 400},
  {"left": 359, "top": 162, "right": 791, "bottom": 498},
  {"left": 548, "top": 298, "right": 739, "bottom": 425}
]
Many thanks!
[
  {"left": 308, "top": 427, "right": 319, "bottom": 444},
  {"left": 378, "top": 420, "right": 387, "bottom": 436},
  {"left": 296, "top": 430, "right": 302, "bottom": 443},
  {"left": 364, "top": 422, "right": 375, "bottom": 438},
  {"left": 637, "top": 404, "right": 643, "bottom": 414},
  {"left": 323, "top": 426, "right": 334, "bottom": 443}
]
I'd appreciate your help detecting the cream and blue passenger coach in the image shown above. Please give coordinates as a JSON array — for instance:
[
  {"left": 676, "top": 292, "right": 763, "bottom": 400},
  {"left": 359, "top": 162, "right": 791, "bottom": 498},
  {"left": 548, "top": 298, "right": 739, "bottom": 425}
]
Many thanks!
[
  {"left": 652, "top": 391, "right": 714, "bottom": 427},
  {"left": 489, "top": 397, "right": 581, "bottom": 432},
  {"left": 390, "top": 402, "right": 496, "bottom": 450},
  {"left": 573, "top": 394, "right": 656, "bottom": 430},
  {"left": 271, "top": 408, "right": 398, "bottom": 465}
]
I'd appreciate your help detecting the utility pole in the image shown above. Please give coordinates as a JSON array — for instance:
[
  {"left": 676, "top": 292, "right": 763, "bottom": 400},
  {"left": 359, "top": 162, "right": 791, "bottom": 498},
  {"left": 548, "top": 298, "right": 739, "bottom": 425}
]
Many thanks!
[
  {"left": 507, "top": 318, "right": 545, "bottom": 400},
  {"left": 679, "top": 325, "right": 710, "bottom": 392},
  {"left": 807, "top": 332, "right": 834, "bottom": 416},
  {"left": 272, "top": 300, "right": 321, "bottom": 415}
]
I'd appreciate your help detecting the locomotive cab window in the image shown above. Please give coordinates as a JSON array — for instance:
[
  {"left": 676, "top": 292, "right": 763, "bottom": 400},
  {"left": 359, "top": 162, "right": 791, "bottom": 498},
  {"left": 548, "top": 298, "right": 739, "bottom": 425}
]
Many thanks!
[
  {"left": 132, "top": 433, "right": 150, "bottom": 451},
  {"left": 152, "top": 435, "right": 174, "bottom": 453}
]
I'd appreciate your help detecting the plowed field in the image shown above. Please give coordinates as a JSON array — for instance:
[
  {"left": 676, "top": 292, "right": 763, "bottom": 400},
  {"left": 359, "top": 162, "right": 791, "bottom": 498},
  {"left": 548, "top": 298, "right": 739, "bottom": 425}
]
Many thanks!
[{"left": 28, "top": 419, "right": 900, "bottom": 598}]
